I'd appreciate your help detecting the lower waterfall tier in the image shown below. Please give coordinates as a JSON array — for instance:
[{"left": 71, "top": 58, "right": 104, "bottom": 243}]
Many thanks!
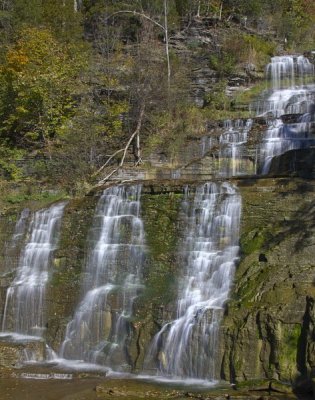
[{"left": 0, "top": 178, "right": 314, "bottom": 394}]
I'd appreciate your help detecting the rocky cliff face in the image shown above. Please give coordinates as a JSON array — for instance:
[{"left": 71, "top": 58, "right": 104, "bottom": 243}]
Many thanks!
[
  {"left": 220, "top": 177, "right": 315, "bottom": 394},
  {"left": 0, "top": 161, "right": 314, "bottom": 396}
]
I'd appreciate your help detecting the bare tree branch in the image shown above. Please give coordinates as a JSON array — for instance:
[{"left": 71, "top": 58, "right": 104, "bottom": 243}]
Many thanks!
[
  {"left": 92, "top": 148, "right": 124, "bottom": 177},
  {"left": 164, "top": 0, "right": 170, "bottom": 92},
  {"left": 105, "top": 10, "right": 165, "bottom": 31},
  {"left": 95, "top": 103, "right": 145, "bottom": 186},
  {"left": 105, "top": 5, "right": 171, "bottom": 90}
]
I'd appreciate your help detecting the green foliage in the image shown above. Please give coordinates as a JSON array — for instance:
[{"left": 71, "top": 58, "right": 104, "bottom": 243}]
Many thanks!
[
  {"left": 45, "top": 49, "right": 130, "bottom": 189},
  {"left": 273, "top": 0, "right": 315, "bottom": 49},
  {"left": 144, "top": 104, "right": 208, "bottom": 158},
  {"left": 240, "top": 228, "right": 269, "bottom": 256},
  {"left": 0, "top": 27, "right": 88, "bottom": 148},
  {"left": 6, "top": 190, "right": 66, "bottom": 204},
  {"left": 278, "top": 324, "right": 301, "bottom": 379},
  {"left": 234, "top": 81, "right": 268, "bottom": 105},
  {"left": 224, "top": 0, "right": 266, "bottom": 17},
  {"left": 204, "top": 80, "right": 230, "bottom": 110},
  {"left": 0, "top": 180, "right": 67, "bottom": 210},
  {"left": 219, "top": 33, "right": 276, "bottom": 71},
  {"left": 222, "top": 0, "right": 315, "bottom": 49},
  {"left": 243, "top": 34, "right": 275, "bottom": 58},
  {"left": 175, "top": 0, "right": 222, "bottom": 18},
  {"left": 0, "top": 145, "right": 25, "bottom": 180},
  {"left": 201, "top": 107, "right": 251, "bottom": 121},
  {"left": 209, "top": 52, "right": 236, "bottom": 77},
  {"left": 5, "top": 0, "right": 82, "bottom": 42}
]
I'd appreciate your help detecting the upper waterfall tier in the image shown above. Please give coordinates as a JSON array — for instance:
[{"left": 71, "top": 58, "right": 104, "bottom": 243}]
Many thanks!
[
  {"left": 256, "top": 55, "right": 315, "bottom": 173},
  {"left": 266, "top": 55, "right": 314, "bottom": 90},
  {"left": 254, "top": 55, "right": 315, "bottom": 118}
]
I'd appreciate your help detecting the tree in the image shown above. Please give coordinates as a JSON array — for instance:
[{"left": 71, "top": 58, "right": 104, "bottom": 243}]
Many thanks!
[
  {"left": 0, "top": 27, "right": 87, "bottom": 148},
  {"left": 105, "top": 0, "right": 171, "bottom": 91},
  {"left": 5, "top": 0, "right": 82, "bottom": 42}
]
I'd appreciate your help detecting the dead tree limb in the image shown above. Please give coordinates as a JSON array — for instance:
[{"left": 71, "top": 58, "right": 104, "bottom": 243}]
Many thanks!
[
  {"left": 105, "top": 6, "right": 171, "bottom": 90},
  {"left": 105, "top": 10, "right": 164, "bottom": 31},
  {"left": 92, "top": 148, "right": 124, "bottom": 177},
  {"left": 95, "top": 103, "right": 145, "bottom": 185}
]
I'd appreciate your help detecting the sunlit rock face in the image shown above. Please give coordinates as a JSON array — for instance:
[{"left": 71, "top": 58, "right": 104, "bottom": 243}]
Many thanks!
[{"left": 219, "top": 178, "right": 315, "bottom": 390}]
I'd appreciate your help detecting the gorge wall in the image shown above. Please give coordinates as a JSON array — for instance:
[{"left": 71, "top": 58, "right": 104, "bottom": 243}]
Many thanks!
[
  {"left": 0, "top": 173, "right": 314, "bottom": 394},
  {"left": 0, "top": 50, "right": 315, "bottom": 397},
  {"left": 220, "top": 177, "right": 315, "bottom": 392}
]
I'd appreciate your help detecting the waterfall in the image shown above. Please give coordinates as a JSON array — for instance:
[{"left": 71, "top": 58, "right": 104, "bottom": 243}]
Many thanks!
[
  {"left": 260, "top": 116, "right": 315, "bottom": 174},
  {"left": 266, "top": 55, "right": 314, "bottom": 90},
  {"left": 218, "top": 118, "right": 253, "bottom": 177},
  {"left": 255, "top": 55, "right": 315, "bottom": 118},
  {"left": 60, "top": 185, "right": 146, "bottom": 367},
  {"left": 10, "top": 208, "right": 30, "bottom": 248},
  {"left": 258, "top": 55, "right": 315, "bottom": 173},
  {"left": 1, "top": 202, "right": 66, "bottom": 336},
  {"left": 147, "top": 182, "right": 241, "bottom": 380},
  {"left": 200, "top": 119, "right": 253, "bottom": 178},
  {"left": 1, "top": 208, "right": 30, "bottom": 276}
]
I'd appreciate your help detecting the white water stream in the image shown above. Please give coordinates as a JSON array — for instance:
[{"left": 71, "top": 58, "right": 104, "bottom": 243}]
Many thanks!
[
  {"left": 1, "top": 202, "right": 66, "bottom": 336},
  {"left": 147, "top": 182, "right": 241, "bottom": 380},
  {"left": 258, "top": 55, "right": 315, "bottom": 173},
  {"left": 60, "top": 185, "right": 146, "bottom": 367}
]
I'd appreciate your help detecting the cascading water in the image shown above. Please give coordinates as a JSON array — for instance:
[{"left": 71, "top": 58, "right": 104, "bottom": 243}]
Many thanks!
[
  {"left": 2, "top": 208, "right": 30, "bottom": 276},
  {"left": 60, "top": 185, "right": 145, "bottom": 368},
  {"left": 199, "top": 119, "right": 254, "bottom": 178},
  {"left": 260, "top": 55, "right": 315, "bottom": 118},
  {"left": 1, "top": 202, "right": 66, "bottom": 336},
  {"left": 218, "top": 119, "right": 253, "bottom": 177},
  {"left": 147, "top": 182, "right": 241, "bottom": 380},
  {"left": 257, "top": 55, "right": 315, "bottom": 173},
  {"left": 266, "top": 55, "right": 314, "bottom": 91},
  {"left": 10, "top": 208, "right": 30, "bottom": 248}
]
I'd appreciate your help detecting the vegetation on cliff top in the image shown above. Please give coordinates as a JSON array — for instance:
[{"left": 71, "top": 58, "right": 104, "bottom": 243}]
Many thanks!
[{"left": 0, "top": 0, "right": 314, "bottom": 192}]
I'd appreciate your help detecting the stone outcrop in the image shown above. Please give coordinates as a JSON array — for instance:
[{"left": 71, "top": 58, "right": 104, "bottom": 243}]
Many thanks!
[
  {"left": 169, "top": 18, "right": 266, "bottom": 107},
  {"left": 0, "top": 336, "right": 45, "bottom": 368},
  {"left": 269, "top": 148, "right": 315, "bottom": 179},
  {"left": 219, "top": 178, "right": 315, "bottom": 395}
]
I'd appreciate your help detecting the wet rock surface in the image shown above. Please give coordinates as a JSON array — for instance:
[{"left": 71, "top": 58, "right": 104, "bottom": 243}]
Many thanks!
[
  {"left": 219, "top": 178, "right": 315, "bottom": 393},
  {"left": 269, "top": 148, "right": 315, "bottom": 179},
  {"left": 0, "top": 336, "right": 45, "bottom": 368}
]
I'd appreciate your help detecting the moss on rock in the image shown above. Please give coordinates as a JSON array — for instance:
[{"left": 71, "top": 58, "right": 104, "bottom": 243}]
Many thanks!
[
  {"left": 220, "top": 178, "right": 315, "bottom": 387},
  {"left": 139, "top": 193, "right": 183, "bottom": 313},
  {"left": 45, "top": 195, "right": 98, "bottom": 350}
]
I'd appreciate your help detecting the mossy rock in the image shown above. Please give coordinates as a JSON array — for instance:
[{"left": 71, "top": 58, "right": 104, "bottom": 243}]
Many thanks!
[
  {"left": 45, "top": 195, "right": 98, "bottom": 350},
  {"left": 139, "top": 193, "right": 183, "bottom": 314}
]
